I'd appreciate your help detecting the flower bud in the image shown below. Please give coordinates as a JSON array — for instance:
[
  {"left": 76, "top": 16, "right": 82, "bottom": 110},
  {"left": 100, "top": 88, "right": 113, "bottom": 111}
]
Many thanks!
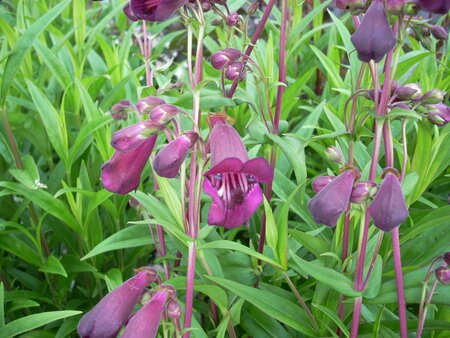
[
  {"left": 136, "top": 96, "right": 166, "bottom": 114},
  {"left": 225, "top": 62, "right": 246, "bottom": 81},
  {"left": 325, "top": 146, "right": 344, "bottom": 164},
  {"left": 385, "top": 0, "right": 405, "bottom": 13},
  {"left": 111, "top": 100, "right": 135, "bottom": 121},
  {"left": 201, "top": 1, "right": 212, "bottom": 11},
  {"left": 395, "top": 83, "right": 422, "bottom": 100},
  {"left": 312, "top": 176, "right": 334, "bottom": 193},
  {"left": 149, "top": 104, "right": 179, "bottom": 124},
  {"left": 308, "top": 171, "right": 357, "bottom": 227},
  {"left": 166, "top": 299, "right": 181, "bottom": 319},
  {"left": 156, "top": 284, "right": 177, "bottom": 298},
  {"left": 350, "top": 181, "right": 377, "bottom": 204},
  {"left": 226, "top": 12, "right": 240, "bottom": 26},
  {"left": 426, "top": 103, "right": 450, "bottom": 127},
  {"left": 421, "top": 89, "right": 445, "bottom": 104},
  {"left": 335, "top": 0, "right": 365, "bottom": 10},
  {"left": 350, "top": 0, "right": 396, "bottom": 63},
  {"left": 443, "top": 252, "right": 450, "bottom": 266},
  {"left": 211, "top": 48, "right": 242, "bottom": 70},
  {"left": 111, "top": 121, "right": 162, "bottom": 152},
  {"left": 368, "top": 172, "right": 408, "bottom": 232},
  {"left": 248, "top": 1, "right": 259, "bottom": 14},
  {"left": 435, "top": 267, "right": 450, "bottom": 285},
  {"left": 430, "top": 25, "right": 448, "bottom": 40},
  {"left": 153, "top": 131, "right": 199, "bottom": 178}
]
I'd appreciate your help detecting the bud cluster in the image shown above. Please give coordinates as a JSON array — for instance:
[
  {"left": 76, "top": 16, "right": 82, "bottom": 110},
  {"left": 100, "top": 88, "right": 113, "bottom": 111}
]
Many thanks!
[
  {"left": 211, "top": 48, "right": 247, "bottom": 81},
  {"left": 434, "top": 252, "right": 450, "bottom": 285}
]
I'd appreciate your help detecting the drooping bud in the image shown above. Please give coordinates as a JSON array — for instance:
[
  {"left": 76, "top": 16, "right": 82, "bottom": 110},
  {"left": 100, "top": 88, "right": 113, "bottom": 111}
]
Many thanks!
[
  {"left": 420, "top": 89, "right": 445, "bottom": 104},
  {"left": 201, "top": 1, "right": 212, "bottom": 11},
  {"left": 226, "top": 12, "right": 240, "bottom": 26},
  {"left": 166, "top": 299, "right": 181, "bottom": 319},
  {"left": 430, "top": 25, "right": 448, "bottom": 40},
  {"left": 418, "top": 0, "right": 450, "bottom": 14},
  {"left": 368, "top": 170, "right": 408, "bottom": 232},
  {"left": 211, "top": 48, "right": 242, "bottom": 70},
  {"left": 350, "top": 181, "right": 377, "bottom": 204},
  {"left": 308, "top": 170, "right": 357, "bottom": 227},
  {"left": 136, "top": 96, "right": 166, "bottom": 115},
  {"left": 111, "top": 100, "right": 135, "bottom": 120},
  {"left": 385, "top": 0, "right": 405, "bottom": 13},
  {"left": 435, "top": 267, "right": 450, "bottom": 285},
  {"left": 325, "top": 146, "right": 344, "bottom": 164},
  {"left": 152, "top": 131, "right": 199, "bottom": 178},
  {"left": 312, "top": 176, "right": 334, "bottom": 194},
  {"left": 149, "top": 104, "right": 179, "bottom": 124},
  {"left": 395, "top": 83, "right": 422, "bottom": 100},
  {"left": 225, "top": 62, "right": 246, "bottom": 81},
  {"left": 77, "top": 271, "right": 154, "bottom": 338},
  {"left": 111, "top": 121, "right": 162, "bottom": 152},
  {"left": 426, "top": 103, "right": 450, "bottom": 126},
  {"left": 121, "top": 291, "right": 169, "bottom": 338},
  {"left": 350, "top": 0, "right": 396, "bottom": 63},
  {"left": 443, "top": 252, "right": 450, "bottom": 266},
  {"left": 248, "top": 1, "right": 259, "bottom": 14}
]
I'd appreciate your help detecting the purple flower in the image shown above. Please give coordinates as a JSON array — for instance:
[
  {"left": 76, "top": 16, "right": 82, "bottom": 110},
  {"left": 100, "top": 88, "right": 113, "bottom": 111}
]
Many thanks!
[
  {"left": 418, "top": 0, "right": 450, "bottom": 14},
  {"left": 368, "top": 172, "right": 408, "bottom": 232},
  {"left": 110, "top": 121, "right": 162, "bottom": 152},
  {"left": 153, "top": 131, "right": 199, "bottom": 178},
  {"left": 136, "top": 96, "right": 167, "bottom": 115},
  {"left": 350, "top": 0, "right": 396, "bottom": 63},
  {"left": 226, "top": 12, "right": 240, "bottom": 26},
  {"left": 311, "top": 175, "right": 334, "bottom": 193},
  {"left": 203, "top": 115, "right": 273, "bottom": 228},
  {"left": 77, "top": 270, "right": 155, "bottom": 338},
  {"left": 125, "top": 0, "right": 189, "bottom": 22},
  {"left": 120, "top": 290, "right": 169, "bottom": 338},
  {"left": 308, "top": 170, "right": 357, "bottom": 227},
  {"left": 435, "top": 267, "right": 450, "bottom": 285},
  {"left": 101, "top": 136, "right": 157, "bottom": 194}
]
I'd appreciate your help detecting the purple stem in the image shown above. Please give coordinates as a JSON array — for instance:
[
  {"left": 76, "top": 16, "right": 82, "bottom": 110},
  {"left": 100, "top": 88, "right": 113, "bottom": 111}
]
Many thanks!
[
  {"left": 183, "top": 242, "right": 197, "bottom": 338},
  {"left": 392, "top": 228, "right": 408, "bottom": 337},
  {"left": 227, "top": 0, "right": 277, "bottom": 98}
]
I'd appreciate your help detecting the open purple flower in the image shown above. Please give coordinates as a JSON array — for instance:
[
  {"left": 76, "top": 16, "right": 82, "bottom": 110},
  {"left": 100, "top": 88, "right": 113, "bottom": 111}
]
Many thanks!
[
  {"left": 121, "top": 290, "right": 169, "bottom": 338},
  {"left": 203, "top": 115, "right": 273, "bottom": 228},
  {"left": 125, "top": 0, "right": 189, "bottom": 22},
  {"left": 368, "top": 171, "right": 408, "bottom": 232},
  {"left": 350, "top": 0, "right": 396, "bottom": 63},
  {"left": 101, "top": 136, "right": 157, "bottom": 194},
  {"left": 77, "top": 270, "right": 156, "bottom": 338},
  {"left": 308, "top": 170, "right": 357, "bottom": 227},
  {"left": 153, "top": 131, "right": 198, "bottom": 178}
]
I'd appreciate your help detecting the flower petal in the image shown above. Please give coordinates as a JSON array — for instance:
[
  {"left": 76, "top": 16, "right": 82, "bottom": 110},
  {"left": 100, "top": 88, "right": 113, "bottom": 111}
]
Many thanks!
[
  {"left": 242, "top": 157, "right": 274, "bottom": 182},
  {"left": 204, "top": 158, "right": 244, "bottom": 176}
]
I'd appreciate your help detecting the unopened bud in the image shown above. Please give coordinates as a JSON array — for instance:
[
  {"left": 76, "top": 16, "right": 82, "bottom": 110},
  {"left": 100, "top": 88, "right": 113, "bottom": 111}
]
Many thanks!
[
  {"left": 426, "top": 103, "right": 450, "bottom": 127},
  {"left": 211, "top": 48, "right": 242, "bottom": 70},
  {"left": 350, "top": 181, "right": 377, "bottom": 204},
  {"left": 226, "top": 12, "right": 240, "bottom": 26},
  {"left": 421, "top": 89, "right": 445, "bottom": 104},
  {"left": 335, "top": 0, "right": 365, "bottom": 10},
  {"left": 150, "top": 104, "right": 179, "bottom": 123},
  {"left": 225, "top": 62, "right": 246, "bottom": 81},
  {"left": 435, "top": 267, "right": 450, "bottom": 285},
  {"left": 444, "top": 252, "right": 450, "bottom": 266},
  {"left": 166, "top": 299, "right": 181, "bottom": 319},
  {"left": 133, "top": 267, "right": 160, "bottom": 284},
  {"left": 312, "top": 176, "right": 333, "bottom": 194},
  {"left": 248, "top": 1, "right": 259, "bottom": 15},
  {"left": 395, "top": 83, "right": 422, "bottom": 100},
  {"left": 156, "top": 285, "right": 177, "bottom": 298},
  {"left": 136, "top": 96, "right": 166, "bottom": 114},
  {"left": 325, "top": 146, "right": 344, "bottom": 164},
  {"left": 385, "top": 0, "right": 405, "bottom": 13},
  {"left": 430, "top": 25, "right": 448, "bottom": 40},
  {"left": 111, "top": 100, "right": 135, "bottom": 121}
]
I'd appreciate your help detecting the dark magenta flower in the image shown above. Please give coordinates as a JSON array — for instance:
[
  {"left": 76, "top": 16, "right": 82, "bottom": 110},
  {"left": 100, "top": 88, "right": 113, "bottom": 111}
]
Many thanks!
[
  {"left": 211, "top": 48, "right": 242, "bottom": 70},
  {"left": 225, "top": 62, "right": 246, "bottom": 81},
  {"left": 120, "top": 290, "right": 169, "bottom": 338},
  {"left": 125, "top": 0, "right": 189, "bottom": 22},
  {"left": 368, "top": 171, "right": 408, "bottom": 232},
  {"left": 77, "top": 270, "right": 155, "bottom": 338},
  {"left": 226, "top": 12, "right": 240, "bottom": 26},
  {"left": 101, "top": 136, "right": 157, "bottom": 194},
  {"left": 136, "top": 96, "right": 167, "bottom": 115},
  {"left": 152, "top": 131, "right": 198, "bottom": 178},
  {"left": 418, "top": 0, "right": 450, "bottom": 14},
  {"left": 110, "top": 121, "right": 162, "bottom": 152},
  {"left": 203, "top": 115, "right": 273, "bottom": 228},
  {"left": 308, "top": 170, "right": 357, "bottom": 227},
  {"left": 350, "top": 0, "right": 396, "bottom": 63}
]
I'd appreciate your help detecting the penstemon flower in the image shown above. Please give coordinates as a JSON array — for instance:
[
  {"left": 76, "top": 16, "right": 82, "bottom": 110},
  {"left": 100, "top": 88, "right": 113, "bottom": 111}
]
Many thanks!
[
  {"left": 350, "top": 0, "right": 396, "bottom": 63},
  {"left": 203, "top": 115, "right": 273, "bottom": 228},
  {"left": 77, "top": 270, "right": 157, "bottom": 338},
  {"left": 124, "top": 0, "right": 189, "bottom": 22}
]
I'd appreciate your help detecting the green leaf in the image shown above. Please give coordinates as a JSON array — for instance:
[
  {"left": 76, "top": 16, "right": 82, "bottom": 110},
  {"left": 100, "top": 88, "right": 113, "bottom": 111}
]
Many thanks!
[
  {"left": 312, "top": 303, "right": 349, "bottom": 337},
  {"left": 82, "top": 224, "right": 152, "bottom": 260},
  {"left": 206, "top": 276, "right": 315, "bottom": 336},
  {"left": 198, "top": 240, "right": 283, "bottom": 270},
  {"left": 0, "top": 0, "right": 72, "bottom": 106},
  {"left": 39, "top": 255, "right": 67, "bottom": 277},
  {"left": 263, "top": 197, "right": 278, "bottom": 261},
  {"left": 290, "top": 229, "right": 329, "bottom": 258},
  {"left": 0, "top": 282, "right": 4, "bottom": 327},
  {"left": 310, "top": 45, "right": 346, "bottom": 89},
  {"left": 291, "top": 253, "right": 361, "bottom": 297},
  {"left": 0, "top": 234, "right": 42, "bottom": 268},
  {"left": 155, "top": 175, "right": 184, "bottom": 230},
  {"left": 1, "top": 311, "right": 81, "bottom": 338}
]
